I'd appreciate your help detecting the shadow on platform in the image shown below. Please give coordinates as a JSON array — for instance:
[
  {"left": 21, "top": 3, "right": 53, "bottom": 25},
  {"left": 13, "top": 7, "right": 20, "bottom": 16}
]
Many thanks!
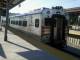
[
  {"left": 6, "top": 41, "right": 61, "bottom": 60},
  {"left": 0, "top": 44, "right": 6, "bottom": 58},
  {"left": 17, "top": 50, "right": 61, "bottom": 60},
  {"left": 62, "top": 46, "right": 80, "bottom": 58},
  {"left": 6, "top": 41, "right": 32, "bottom": 51}
]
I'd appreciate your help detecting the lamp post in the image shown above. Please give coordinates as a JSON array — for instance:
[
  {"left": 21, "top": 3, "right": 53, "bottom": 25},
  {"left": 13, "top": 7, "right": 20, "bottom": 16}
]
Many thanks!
[{"left": 4, "top": 0, "right": 9, "bottom": 41}]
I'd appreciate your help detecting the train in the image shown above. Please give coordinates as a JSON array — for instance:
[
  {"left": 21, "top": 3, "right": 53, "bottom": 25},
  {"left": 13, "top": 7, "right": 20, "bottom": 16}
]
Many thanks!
[{"left": 1, "top": 6, "right": 69, "bottom": 48}]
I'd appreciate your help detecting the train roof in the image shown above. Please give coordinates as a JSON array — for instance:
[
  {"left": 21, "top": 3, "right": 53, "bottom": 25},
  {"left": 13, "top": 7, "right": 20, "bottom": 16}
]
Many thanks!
[
  {"left": 10, "top": 6, "right": 67, "bottom": 17},
  {"left": 14, "top": 7, "right": 50, "bottom": 16},
  {"left": 29, "top": 7, "right": 50, "bottom": 14}
]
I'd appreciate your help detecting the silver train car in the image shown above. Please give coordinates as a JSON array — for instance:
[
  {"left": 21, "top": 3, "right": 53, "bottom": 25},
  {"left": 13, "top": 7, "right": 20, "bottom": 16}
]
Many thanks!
[
  {"left": 2, "top": 6, "right": 68, "bottom": 47},
  {"left": 10, "top": 7, "right": 51, "bottom": 36}
]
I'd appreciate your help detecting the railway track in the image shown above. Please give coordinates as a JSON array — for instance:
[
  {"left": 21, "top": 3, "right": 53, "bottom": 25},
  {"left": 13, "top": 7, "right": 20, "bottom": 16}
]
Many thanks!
[
  {"left": 55, "top": 33, "right": 80, "bottom": 58},
  {"left": 61, "top": 46, "right": 80, "bottom": 58},
  {"left": 48, "top": 43, "right": 80, "bottom": 59}
]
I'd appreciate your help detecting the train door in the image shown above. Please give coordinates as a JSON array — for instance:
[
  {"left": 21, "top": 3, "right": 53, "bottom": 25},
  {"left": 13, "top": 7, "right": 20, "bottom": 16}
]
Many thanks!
[
  {"left": 27, "top": 15, "right": 32, "bottom": 32},
  {"left": 30, "top": 14, "right": 41, "bottom": 36},
  {"left": 30, "top": 15, "right": 40, "bottom": 35},
  {"left": 30, "top": 16, "right": 34, "bottom": 34}
]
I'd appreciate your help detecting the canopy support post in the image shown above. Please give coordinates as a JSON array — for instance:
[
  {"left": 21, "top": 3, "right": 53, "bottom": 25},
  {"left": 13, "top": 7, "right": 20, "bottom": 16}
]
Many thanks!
[{"left": 4, "top": 0, "right": 9, "bottom": 41}]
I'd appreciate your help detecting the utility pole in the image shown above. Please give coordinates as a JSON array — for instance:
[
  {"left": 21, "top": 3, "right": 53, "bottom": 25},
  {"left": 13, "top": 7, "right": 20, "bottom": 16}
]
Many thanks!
[{"left": 4, "top": 0, "right": 9, "bottom": 41}]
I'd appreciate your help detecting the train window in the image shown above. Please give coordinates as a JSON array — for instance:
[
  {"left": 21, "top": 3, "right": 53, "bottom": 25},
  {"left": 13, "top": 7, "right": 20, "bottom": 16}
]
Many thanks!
[
  {"left": 13, "top": 21, "right": 15, "bottom": 24},
  {"left": 12, "top": 21, "right": 13, "bottom": 24},
  {"left": 47, "top": 11, "right": 50, "bottom": 14},
  {"left": 23, "top": 21, "right": 27, "bottom": 27},
  {"left": 35, "top": 19, "right": 39, "bottom": 27},
  {"left": 15, "top": 21, "right": 18, "bottom": 25},
  {"left": 11, "top": 21, "right": 14, "bottom": 24},
  {"left": 45, "top": 18, "right": 52, "bottom": 26},
  {"left": 11, "top": 21, "right": 12, "bottom": 24},
  {"left": 16, "top": 21, "right": 18, "bottom": 25},
  {"left": 19, "top": 21, "right": 22, "bottom": 26},
  {"left": 15, "top": 21, "right": 16, "bottom": 24}
]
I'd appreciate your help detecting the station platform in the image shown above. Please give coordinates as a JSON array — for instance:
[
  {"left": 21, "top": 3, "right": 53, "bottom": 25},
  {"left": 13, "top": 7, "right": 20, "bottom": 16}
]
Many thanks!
[{"left": 0, "top": 27, "right": 78, "bottom": 60}]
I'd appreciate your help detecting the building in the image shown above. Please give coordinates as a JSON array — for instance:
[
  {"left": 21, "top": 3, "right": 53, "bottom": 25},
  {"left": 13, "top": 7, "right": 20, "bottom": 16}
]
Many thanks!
[{"left": 65, "top": 7, "right": 80, "bottom": 25}]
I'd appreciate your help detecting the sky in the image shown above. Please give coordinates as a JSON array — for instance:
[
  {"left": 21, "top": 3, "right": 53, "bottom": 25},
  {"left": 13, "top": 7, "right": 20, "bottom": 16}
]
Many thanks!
[{"left": 10, "top": 0, "right": 80, "bottom": 14}]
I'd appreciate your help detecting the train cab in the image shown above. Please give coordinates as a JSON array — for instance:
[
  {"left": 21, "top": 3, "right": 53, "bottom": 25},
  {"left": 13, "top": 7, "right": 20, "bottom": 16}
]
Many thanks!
[{"left": 42, "top": 6, "right": 68, "bottom": 48}]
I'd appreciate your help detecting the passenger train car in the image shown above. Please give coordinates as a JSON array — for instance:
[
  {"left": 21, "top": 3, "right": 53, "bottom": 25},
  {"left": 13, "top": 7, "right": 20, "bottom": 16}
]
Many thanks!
[
  {"left": 10, "top": 7, "right": 51, "bottom": 36},
  {"left": 2, "top": 6, "right": 68, "bottom": 47}
]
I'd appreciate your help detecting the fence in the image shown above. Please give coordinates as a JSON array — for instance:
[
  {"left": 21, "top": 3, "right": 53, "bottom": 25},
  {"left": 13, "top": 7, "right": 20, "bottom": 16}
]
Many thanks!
[{"left": 67, "top": 34, "right": 80, "bottom": 49}]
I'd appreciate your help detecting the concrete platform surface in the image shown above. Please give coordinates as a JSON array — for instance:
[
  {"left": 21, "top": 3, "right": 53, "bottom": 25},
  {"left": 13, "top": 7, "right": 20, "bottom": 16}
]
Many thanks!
[{"left": 0, "top": 27, "right": 61, "bottom": 60}]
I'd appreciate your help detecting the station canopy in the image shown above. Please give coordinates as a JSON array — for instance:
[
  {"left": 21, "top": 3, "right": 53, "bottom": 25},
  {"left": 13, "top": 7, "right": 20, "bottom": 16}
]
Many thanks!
[
  {"left": 0, "top": 0, "right": 25, "bottom": 16},
  {"left": 65, "top": 7, "right": 80, "bottom": 14}
]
